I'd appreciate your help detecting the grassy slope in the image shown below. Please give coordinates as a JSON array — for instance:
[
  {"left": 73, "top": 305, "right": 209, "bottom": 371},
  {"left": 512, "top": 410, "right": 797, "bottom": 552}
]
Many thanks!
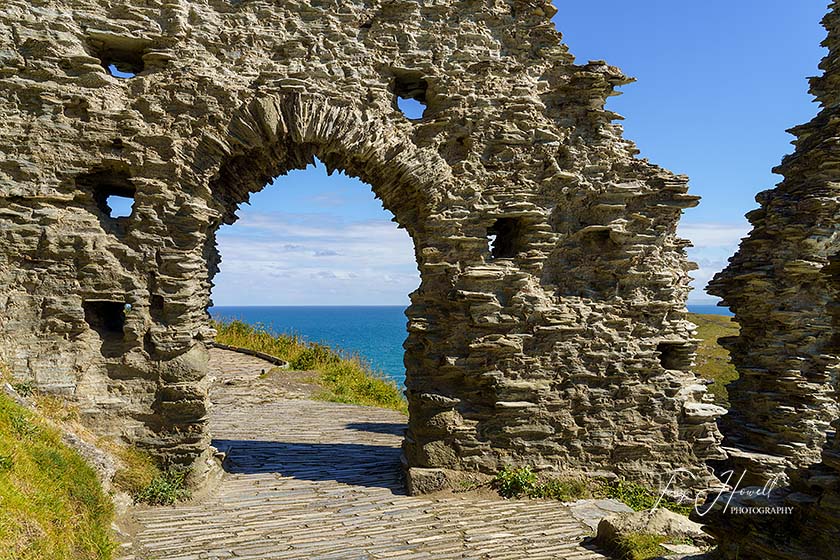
[
  {"left": 0, "top": 393, "right": 115, "bottom": 560},
  {"left": 687, "top": 312, "right": 740, "bottom": 406},
  {"left": 213, "top": 320, "right": 407, "bottom": 414}
]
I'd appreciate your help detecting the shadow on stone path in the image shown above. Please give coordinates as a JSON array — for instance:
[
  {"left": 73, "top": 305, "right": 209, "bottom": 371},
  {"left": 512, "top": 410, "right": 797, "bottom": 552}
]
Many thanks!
[
  {"left": 214, "top": 439, "right": 406, "bottom": 493},
  {"left": 123, "top": 348, "right": 611, "bottom": 560},
  {"left": 344, "top": 422, "right": 407, "bottom": 436}
]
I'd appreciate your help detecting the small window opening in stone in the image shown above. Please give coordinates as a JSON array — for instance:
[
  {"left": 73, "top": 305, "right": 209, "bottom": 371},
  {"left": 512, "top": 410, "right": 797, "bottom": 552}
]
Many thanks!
[
  {"left": 487, "top": 217, "right": 524, "bottom": 260},
  {"left": 586, "top": 229, "right": 613, "bottom": 246},
  {"left": 76, "top": 167, "right": 137, "bottom": 232},
  {"left": 93, "top": 178, "right": 136, "bottom": 220},
  {"left": 393, "top": 72, "right": 428, "bottom": 120},
  {"left": 657, "top": 342, "right": 692, "bottom": 371},
  {"left": 87, "top": 34, "right": 147, "bottom": 78},
  {"left": 83, "top": 301, "right": 127, "bottom": 336},
  {"left": 150, "top": 294, "right": 165, "bottom": 324}
]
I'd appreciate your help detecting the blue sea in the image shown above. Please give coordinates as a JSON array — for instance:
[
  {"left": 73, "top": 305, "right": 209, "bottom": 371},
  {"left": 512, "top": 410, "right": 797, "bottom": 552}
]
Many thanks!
[{"left": 210, "top": 304, "right": 732, "bottom": 386}]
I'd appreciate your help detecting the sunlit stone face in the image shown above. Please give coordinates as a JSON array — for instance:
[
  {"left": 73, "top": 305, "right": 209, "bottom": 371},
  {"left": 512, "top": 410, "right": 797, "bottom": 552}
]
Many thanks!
[{"left": 0, "top": 0, "right": 721, "bottom": 493}]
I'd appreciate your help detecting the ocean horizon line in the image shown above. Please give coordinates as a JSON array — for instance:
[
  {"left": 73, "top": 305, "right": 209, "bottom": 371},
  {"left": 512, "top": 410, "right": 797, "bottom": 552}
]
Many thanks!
[
  {"left": 211, "top": 304, "right": 409, "bottom": 308},
  {"left": 212, "top": 302, "right": 727, "bottom": 308}
]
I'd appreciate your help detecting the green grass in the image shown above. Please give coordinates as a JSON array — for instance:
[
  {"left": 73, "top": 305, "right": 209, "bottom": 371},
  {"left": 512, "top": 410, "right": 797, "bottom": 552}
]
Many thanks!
[
  {"left": 131, "top": 470, "right": 190, "bottom": 506},
  {"left": 688, "top": 312, "right": 740, "bottom": 406},
  {"left": 493, "top": 467, "right": 692, "bottom": 516},
  {"left": 492, "top": 469, "right": 695, "bottom": 559},
  {"left": 608, "top": 533, "right": 670, "bottom": 560},
  {"left": 494, "top": 466, "right": 595, "bottom": 502},
  {"left": 602, "top": 479, "right": 692, "bottom": 516},
  {"left": 0, "top": 392, "right": 116, "bottom": 559},
  {"left": 213, "top": 320, "right": 407, "bottom": 414}
]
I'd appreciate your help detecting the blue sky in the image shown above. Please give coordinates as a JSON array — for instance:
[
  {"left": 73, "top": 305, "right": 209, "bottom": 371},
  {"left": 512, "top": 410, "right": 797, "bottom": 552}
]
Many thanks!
[{"left": 211, "top": 1, "right": 828, "bottom": 306}]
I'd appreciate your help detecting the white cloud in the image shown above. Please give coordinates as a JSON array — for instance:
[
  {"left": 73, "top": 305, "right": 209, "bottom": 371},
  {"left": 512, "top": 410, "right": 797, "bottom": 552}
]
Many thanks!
[
  {"left": 678, "top": 223, "right": 752, "bottom": 249},
  {"left": 678, "top": 221, "right": 751, "bottom": 303},
  {"left": 309, "top": 192, "right": 348, "bottom": 207},
  {"left": 212, "top": 211, "right": 419, "bottom": 306}
]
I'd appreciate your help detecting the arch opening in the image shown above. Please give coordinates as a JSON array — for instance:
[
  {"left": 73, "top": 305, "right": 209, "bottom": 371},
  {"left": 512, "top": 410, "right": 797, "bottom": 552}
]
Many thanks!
[
  {"left": 209, "top": 156, "right": 419, "bottom": 315},
  {"left": 205, "top": 151, "right": 420, "bottom": 487},
  {"left": 0, "top": 0, "right": 744, "bottom": 506}
]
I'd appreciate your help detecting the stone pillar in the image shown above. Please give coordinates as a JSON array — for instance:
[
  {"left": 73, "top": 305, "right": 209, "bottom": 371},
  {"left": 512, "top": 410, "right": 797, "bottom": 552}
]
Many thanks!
[
  {"left": 702, "top": 3, "right": 840, "bottom": 558},
  {"left": 707, "top": 0, "right": 840, "bottom": 484}
]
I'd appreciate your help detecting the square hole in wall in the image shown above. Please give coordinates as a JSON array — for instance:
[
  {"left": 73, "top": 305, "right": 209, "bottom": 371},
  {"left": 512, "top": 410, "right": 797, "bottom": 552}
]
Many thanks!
[
  {"left": 87, "top": 33, "right": 149, "bottom": 78},
  {"left": 657, "top": 342, "right": 692, "bottom": 371},
  {"left": 393, "top": 71, "right": 428, "bottom": 120},
  {"left": 487, "top": 217, "right": 525, "bottom": 260},
  {"left": 76, "top": 167, "right": 137, "bottom": 230},
  {"left": 83, "top": 301, "right": 127, "bottom": 336}
]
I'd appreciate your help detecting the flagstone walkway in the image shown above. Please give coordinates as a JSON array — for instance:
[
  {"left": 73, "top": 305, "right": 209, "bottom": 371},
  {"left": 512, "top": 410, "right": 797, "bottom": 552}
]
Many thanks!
[{"left": 123, "top": 348, "right": 617, "bottom": 560}]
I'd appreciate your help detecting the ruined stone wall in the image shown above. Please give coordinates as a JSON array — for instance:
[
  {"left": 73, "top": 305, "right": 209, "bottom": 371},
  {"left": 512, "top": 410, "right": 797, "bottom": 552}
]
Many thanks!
[
  {"left": 708, "top": 1, "right": 840, "bottom": 485},
  {"left": 0, "top": 0, "right": 722, "bottom": 490},
  {"left": 704, "top": 3, "right": 840, "bottom": 558}
]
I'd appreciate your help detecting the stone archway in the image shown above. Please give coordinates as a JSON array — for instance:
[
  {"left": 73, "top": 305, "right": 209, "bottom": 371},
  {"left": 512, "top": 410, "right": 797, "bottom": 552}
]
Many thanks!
[
  {"left": 194, "top": 92, "right": 453, "bottom": 477},
  {"left": 0, "top": 0, "right": 724, "bottom": 493}
]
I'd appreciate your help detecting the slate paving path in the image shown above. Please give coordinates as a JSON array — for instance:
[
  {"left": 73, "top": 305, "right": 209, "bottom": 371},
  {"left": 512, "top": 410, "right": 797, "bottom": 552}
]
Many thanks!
[{"left": 124, "top": 349, "right": 614, "bottom": 560}]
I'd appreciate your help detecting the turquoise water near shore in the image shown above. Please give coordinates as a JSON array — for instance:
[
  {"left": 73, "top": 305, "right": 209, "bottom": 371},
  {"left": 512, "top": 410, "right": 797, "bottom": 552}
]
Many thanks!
[
  {"left": 688, "top": 304, "right": 733, "bottom": 316},
  {"left": 210, "top": 304, "right": 731, "bottom": 386},
  {"left": 210, "top": 306, "right": 409, "bottom": 383}
]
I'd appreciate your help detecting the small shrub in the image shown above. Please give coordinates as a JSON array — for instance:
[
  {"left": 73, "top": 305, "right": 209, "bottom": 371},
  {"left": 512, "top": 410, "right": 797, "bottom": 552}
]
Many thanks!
[
  {"left": 494, "top": 467, "right": 593, "bottom": 501},
  {"left": 134, "top": 469, "right": 190, "bottom": 506},
  {"left": 0, "top": 453, "right": 13, "bottom": 471},
  {"left": 111, "top": 445, "right": 190, "bottom": 505},
  {"left": 494, "top": 466, "right": 538, "bottom": 498},
  {"left": 12, "top": 381, "right": 34, "bottom": 397},
  {"left": 531, "top": 477, "right": 589, "bottom": 501}
]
